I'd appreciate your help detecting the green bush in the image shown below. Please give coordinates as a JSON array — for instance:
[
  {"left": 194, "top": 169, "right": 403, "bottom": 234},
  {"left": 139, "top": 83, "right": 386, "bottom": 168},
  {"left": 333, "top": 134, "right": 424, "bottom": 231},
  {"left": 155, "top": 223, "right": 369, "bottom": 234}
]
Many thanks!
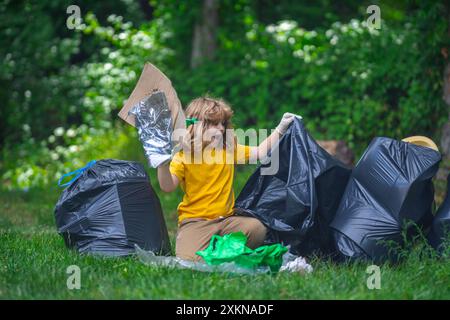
[
  {"left": 172, "top": 2, "right": 448, "bottom": 152},
  {"left": 1, "top": 12, "right": 163, "bottom": 189},
  {"left": 1, "top": 1, "right": 448, "bottom": 189}
]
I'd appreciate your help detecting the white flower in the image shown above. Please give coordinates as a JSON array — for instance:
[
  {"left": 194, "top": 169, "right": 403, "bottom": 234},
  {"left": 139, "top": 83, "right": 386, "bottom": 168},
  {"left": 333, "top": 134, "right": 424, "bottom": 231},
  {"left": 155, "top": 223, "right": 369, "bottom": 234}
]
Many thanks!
[
  {"left": 22, "top": 124, "right": 30, "bottom": 132},
  {"left": 325, "top": 29, "right": 334, "bottom": 38},
  {"left": 274, "top": 34, "right": 287, "bottom": 42},
  {"left": 108, "top": 51, "right": 119, "bottom": 59},
  {"left": 266, "top": 25, "right": 275, "bottom": 33},
  {"left": 350, "top": 19, "right": 360, "bottom": 29},
  {"left": 330, "top": 35, "right": 339, "bottom": 45},
  {"left": 246, "top": 30, "right": 256, "bottom": 40},
  {"left": 278, "top": 20, "right": 297, "bottom": 32},
  {"left": 66, "top": 129, "right": 76, "bottom": 138},
  {"left": 54, "top": 127, "right": 64, "bottom": 136},
  {"left": 293, "top": 49, "right": 304, "bottom": 58},
  {"left": 68, "top": 145, "right": 79, "bottom": 153}
]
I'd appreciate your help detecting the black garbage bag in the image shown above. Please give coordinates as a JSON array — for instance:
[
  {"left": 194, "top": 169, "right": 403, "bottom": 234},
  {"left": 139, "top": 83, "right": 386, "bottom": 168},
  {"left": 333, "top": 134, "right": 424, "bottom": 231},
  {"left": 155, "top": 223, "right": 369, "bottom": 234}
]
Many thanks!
[
  {"left": 54, "top": 159, "right": 171, "bottom": 256},
  {"left": 330, "top": 138, "right": 441, "bottom": 262},
  {"left": 235, "top": 118, "right": 352, "bottom": 256},
  {"left": 428, "top": 174, "right": 450, "bottom": 253}
]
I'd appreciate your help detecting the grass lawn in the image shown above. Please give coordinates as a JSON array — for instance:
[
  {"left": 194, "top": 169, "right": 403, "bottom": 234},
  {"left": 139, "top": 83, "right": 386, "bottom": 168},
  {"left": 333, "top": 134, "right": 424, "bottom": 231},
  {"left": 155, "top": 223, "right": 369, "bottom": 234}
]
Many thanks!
[{"left": 1, "top": 167, "right": 449, "bottom": 299}]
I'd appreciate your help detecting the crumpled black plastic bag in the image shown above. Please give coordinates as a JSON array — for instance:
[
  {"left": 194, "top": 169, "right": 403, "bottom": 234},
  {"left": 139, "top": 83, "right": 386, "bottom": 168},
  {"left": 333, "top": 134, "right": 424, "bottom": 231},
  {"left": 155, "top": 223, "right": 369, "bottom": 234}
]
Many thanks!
[
  {"left": 330, "top": 138, "right": 441, "bottom": 262},
  {"left": 235, "top": 118, "right": 351, "bottom": 256},
  {"left": 428, "top": 173, "right": 450, "bottom": 254},
  {"left": 54, "top": 159, "right": 171, "bottom": 256}
]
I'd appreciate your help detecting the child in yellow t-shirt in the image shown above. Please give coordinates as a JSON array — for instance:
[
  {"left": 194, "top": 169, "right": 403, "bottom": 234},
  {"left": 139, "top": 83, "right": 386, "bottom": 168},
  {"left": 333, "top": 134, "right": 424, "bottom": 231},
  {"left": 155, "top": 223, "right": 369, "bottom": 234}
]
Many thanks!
[{"left": 157, "top": 96, "right": 295, "bottom": 261}]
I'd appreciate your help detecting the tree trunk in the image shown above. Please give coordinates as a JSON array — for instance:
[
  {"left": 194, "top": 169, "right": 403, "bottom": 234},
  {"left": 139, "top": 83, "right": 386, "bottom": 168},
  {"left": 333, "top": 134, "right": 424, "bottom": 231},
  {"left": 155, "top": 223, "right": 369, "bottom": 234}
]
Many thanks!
[
  {"left": 138, "top": 0, "right": 154, "bottom": 20},
  {"left": 191, "top": 0, "right": 218, "bottom": 69}
]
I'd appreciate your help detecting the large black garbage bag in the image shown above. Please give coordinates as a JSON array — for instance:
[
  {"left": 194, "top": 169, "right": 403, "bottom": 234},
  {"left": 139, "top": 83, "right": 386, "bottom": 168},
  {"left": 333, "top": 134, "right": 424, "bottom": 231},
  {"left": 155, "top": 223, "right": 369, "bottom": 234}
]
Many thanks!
[
  {"left": 54, "top": 159, "right": 171, "bottom": 256},
  {"left": 428, "top": 174, "right": 450, "bottom": 253},
  {"left": 330, "top": 138, "right": 441, "bottom": 262},
  {"left": 235, "top": 118, "right": 352, "bottom": 256}
]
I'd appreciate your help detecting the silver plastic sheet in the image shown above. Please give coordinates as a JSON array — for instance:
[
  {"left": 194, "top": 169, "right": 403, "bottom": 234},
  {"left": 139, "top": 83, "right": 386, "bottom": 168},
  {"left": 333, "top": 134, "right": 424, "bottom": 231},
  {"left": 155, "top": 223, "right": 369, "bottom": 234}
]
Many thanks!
[
  {"left": 135, "top": 245, "right": 313, "bottom": 275},
  {"left": 130, "top": 91, "right": 173, "bottom": 168},
  {"left": 136, "top": 246, "right": 271, "bottom": 274}
]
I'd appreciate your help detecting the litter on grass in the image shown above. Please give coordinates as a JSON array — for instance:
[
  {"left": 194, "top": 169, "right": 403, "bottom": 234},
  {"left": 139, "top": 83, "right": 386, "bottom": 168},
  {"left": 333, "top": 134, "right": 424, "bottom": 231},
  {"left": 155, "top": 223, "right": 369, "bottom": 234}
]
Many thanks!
[{"left": 135, "top": 244, "right": 313, "bottom": 275}]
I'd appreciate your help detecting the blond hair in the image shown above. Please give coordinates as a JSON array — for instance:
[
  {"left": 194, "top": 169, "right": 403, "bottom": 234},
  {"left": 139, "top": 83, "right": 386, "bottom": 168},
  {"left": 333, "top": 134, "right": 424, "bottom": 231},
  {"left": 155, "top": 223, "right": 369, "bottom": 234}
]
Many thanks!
[{"left": 183, "top": 96, "right": 235, "bottom": 152}]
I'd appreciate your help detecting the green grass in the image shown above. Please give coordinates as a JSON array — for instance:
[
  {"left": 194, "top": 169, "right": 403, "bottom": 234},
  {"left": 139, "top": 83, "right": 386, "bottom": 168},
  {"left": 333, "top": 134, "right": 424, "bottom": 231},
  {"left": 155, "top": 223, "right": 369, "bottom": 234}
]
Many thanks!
[{"left": 1, "top": 167, "right": 449, "bottom": 299}]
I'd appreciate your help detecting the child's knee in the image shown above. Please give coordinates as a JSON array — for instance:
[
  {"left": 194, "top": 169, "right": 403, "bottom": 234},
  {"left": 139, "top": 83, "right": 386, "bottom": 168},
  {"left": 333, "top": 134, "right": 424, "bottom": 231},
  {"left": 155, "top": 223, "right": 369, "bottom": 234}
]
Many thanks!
[
  {"left": 175, "top": 242, "right": 205, "bottom": 262},
  {"left": 244, "top": 218, "right": 267, "bottom": 249}
]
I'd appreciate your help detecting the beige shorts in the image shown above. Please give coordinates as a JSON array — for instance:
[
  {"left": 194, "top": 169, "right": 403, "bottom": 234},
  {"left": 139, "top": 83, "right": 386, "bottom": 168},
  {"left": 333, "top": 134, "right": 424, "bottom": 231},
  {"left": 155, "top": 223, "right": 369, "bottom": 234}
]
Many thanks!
[{"left": 175, "top": 215, "right": 267, "bottom": 261}]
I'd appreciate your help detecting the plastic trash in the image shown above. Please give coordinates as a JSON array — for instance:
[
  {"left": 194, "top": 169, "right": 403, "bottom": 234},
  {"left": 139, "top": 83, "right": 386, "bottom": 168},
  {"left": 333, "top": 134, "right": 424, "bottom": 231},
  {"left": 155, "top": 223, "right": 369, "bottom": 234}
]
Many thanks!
[
  {"left": 118, "top": 62, "right": 185, "bottom": 131},
  {"left": 330, "top": 137, "right": 441, "bottom": 262},
  {"left": 428, "top": 173, "right": 450, "bottom": 253},
  {"left": 196, "top": 232, "right": 288, "bottom": 272},
  {"left": 280, "top": 255, "right": 313, "bottom": 274},
  {"left": 54, "top": 159, "right": 171, "bottom": 256},
  {"left": 235, "top": 118, "right": 351, "bottom": 256},
  {"left": 136, "top": 244, "right": 313, "bottom": 275},
  {"left": 130, "top": 91, "right": 174, "bottom": 167},
  {"left": 136, "top": 245, "right": 272, "bottom": 275}
]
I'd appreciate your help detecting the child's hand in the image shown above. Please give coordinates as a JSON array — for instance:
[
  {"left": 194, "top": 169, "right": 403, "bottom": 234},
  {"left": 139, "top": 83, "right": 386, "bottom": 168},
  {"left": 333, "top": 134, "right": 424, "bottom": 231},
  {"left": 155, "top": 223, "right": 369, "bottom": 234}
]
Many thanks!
[{"left": 275, "top": 112, "right": 301, "bottom": 135}]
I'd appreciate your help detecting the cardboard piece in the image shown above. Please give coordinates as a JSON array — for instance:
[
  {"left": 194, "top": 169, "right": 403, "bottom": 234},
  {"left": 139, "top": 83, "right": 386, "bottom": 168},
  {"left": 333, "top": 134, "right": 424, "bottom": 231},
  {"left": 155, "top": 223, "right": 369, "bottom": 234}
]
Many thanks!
[{"left": 118, "top": 63, "right": 185, "bottom": 131}]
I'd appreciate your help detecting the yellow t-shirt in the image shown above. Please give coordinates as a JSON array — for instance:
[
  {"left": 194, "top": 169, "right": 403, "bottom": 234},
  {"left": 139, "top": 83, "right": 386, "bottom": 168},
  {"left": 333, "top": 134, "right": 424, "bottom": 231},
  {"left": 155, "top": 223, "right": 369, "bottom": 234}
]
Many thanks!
[{"left": 170, "top": 144, "right": 252, "bottom": 225}]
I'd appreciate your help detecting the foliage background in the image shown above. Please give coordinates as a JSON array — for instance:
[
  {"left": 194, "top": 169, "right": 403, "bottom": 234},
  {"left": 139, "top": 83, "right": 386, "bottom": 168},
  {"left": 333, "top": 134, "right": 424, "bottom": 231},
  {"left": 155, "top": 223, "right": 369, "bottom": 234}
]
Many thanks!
[{"left": 0, "top": 0, "right": 449, "bottom": 189}]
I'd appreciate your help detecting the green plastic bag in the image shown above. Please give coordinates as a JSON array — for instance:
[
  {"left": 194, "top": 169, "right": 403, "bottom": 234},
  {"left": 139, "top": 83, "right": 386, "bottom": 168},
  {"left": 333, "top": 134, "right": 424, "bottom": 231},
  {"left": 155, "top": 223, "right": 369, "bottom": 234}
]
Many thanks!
[{"left": 196, "top": 232, "right": 288, "bottom": 272}]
